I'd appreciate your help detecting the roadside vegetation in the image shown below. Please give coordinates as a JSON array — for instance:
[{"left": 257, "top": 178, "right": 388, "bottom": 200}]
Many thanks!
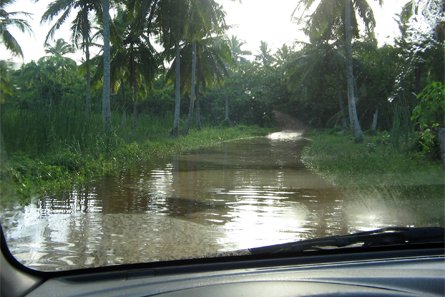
[
  {"left": 301, "top": 131, "right": 444, "bottom": 190},
  {"left": 0, "top": 118, "right": 270, "bottom": 204},
  {"left": 301, "top": 130, "right": 444, "bottom": 226}
]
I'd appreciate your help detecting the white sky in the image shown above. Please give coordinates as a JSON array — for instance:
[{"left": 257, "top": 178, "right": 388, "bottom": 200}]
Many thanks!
[
  {"left": 1, "top": 0, "right": 408, "bottom": 65},
  {"left": 222, "top": 0, "right": 409, "bottom": 52}
]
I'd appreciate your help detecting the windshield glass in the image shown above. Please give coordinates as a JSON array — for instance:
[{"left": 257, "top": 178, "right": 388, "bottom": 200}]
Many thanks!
[{"left": 0, "top": 0, "right": 443, "bottom": 271}]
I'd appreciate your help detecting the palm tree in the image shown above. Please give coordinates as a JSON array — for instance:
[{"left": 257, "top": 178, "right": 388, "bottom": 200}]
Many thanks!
[
  {"left": 168, "top": 37, "right": 232, "bottom": 92},
  {"left": 286, "top": 42, "right": 348, "bottom": 128},
  {"left": 197, "top": 36, "right": 232, "bottom": 125},
  {"left": 344, "top": 0, "right": 363, "bottom": 141},
  {"left": 157, "top": 0, "right": 227, "bottom": 136},
  {"left": 275, "top": 44, "right": 292, "bottom": 68},
  {"left": 182, "top": 0, "right": 205, "bottom": 135},
  {"left": 44, "top": 38, "right": 74, "bottom": 56},
  {"left": 102, "top": 0, "right": 111, "bottom": 135},
  {"left": 157, "top": 0, "right": 190, "bottom": 136},
  {"left": 228, "top": 35, "right": 251, "bottom": 67},
  {"left": 297, "top": 0, "right": 382, "bottom": 141},
  {"left": 40, "top": 0, "right": 102, "bottom": 124},
  {"left": 225, "top": 35, "right": 250, "bottom": 123},
  {"left": 109, "top": 6, "right": 158, "bottom": 130},
  {"left": 255, "top": 41, "right": 275, "bottom": 68},
  {"left": 167, "top": 36, "right": 232, "bottom": 130},
  {"left": 181, "top": 0, "right": 227, "bottom": 135},
  {"left": 183, "top": 40, "right": 198, "bottom": 135},
  {"left": 43, "top": 38, "right": 76, "bottom": 84},
  {"left": 0, "top": 0, "right": 32, "bottom": 57}
]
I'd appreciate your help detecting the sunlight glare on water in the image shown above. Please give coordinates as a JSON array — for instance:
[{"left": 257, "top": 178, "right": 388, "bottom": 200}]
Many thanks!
[{"left": 267, "top": 131, "right": 303, "bottom": 141}]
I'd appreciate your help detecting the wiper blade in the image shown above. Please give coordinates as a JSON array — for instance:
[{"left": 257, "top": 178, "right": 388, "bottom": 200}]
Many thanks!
[{"left": 248, "top": 227, "right": 445, "bottom": 255}]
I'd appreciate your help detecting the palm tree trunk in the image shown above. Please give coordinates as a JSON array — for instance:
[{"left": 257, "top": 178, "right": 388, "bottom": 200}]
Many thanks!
[
  {"left": 119, "top": 79, "right": 127, "bottom": 128},
  {"left": 370, "top": 108, "right": 378, "bottom": 135},
  {"left": 439, "top": 129, "right": 445, "bottom": 167},
  {"left": 130, "top": 55, "right": 137, "bottom": 130},
  {"left": 171, "top": 40, "right": 181, "bottom": 137},
  {"left": 0, "top": 125, "right": 7, "bottom": 167},
  {"left": 121, "top": 108, "right": 127, "bottom": 128},
  {"left": 84, "top": 41, "right": 91, "bottom": 125},
  {"left": 81, "top": 9, "right": 90, "bottom": 126},
  {"left": 195, "top": 86, "right": 202, "bottom": 130},
  {"left": 344, "top": 0, "right": 363, "bottom": 142},
  {"left": 102, "top": 0, "right": 111, "bottom": 136},
  {"left": 183, "top": 41, "right": 197, "bottom": 136},
  {"left": 414, "top": 67, "right": 421, "bottom": 93},
  {"left": 131, "top": 73, "right": 138, "bottom": 130},
  {"left": 337, "top": 92, "right": 348, "bottom": 128},
  {"left": 132, "top": 99, "right": 137, "bottom": 130},
  {"left": 223, "top": 95, "right": 230, "bottom": 123}
]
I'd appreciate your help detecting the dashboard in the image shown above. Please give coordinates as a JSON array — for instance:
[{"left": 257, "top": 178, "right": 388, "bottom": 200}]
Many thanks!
[{"left": 12, "top": 247, "right": 444, "bottom": 297}]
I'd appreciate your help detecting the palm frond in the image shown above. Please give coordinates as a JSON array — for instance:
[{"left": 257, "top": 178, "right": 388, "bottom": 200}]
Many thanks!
[
  {"left": 1, "top": 29, "right": 23, "bottom": 56},
  {"left": 44, "top": 7, "right": 72, "bottom": 44},
  {"left": 6, "top": 17, "right": 32, "bottom": 34},
  {"left": 353, "top": 0, "right": 376, "bottom": 35},
  {"left": 41, "top": 0, "right": 72, "bottom": 23}
]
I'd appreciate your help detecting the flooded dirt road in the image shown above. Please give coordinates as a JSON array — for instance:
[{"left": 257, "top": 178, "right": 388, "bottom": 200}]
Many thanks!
[{"left": 1, "top": 131, "right": 443, "bottom": 270}]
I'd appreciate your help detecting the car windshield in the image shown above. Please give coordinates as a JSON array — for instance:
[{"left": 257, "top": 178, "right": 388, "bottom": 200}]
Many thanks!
[{"left": 0, "top": 0, "right": 443, "bottom": 272}]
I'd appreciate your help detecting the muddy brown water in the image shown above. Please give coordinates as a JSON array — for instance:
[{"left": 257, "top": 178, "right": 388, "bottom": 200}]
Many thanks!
[{"left": 1, "top": 131, "right": 443, "bottom": 271}]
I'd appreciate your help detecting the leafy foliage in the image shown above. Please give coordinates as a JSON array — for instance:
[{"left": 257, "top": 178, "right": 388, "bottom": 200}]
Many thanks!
[{"left": 411, "top": 82, "right": 445, "bottom": 156}]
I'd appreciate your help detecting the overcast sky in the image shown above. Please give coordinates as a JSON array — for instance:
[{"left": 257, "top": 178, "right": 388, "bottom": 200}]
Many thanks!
[{"left": 0, "top": 0, "right": 408, "bottom": 64}]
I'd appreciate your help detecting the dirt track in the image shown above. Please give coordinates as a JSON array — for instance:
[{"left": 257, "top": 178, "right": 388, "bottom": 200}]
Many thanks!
[{"left": 273, "top": 110, "right": 307, "bottom": 132}]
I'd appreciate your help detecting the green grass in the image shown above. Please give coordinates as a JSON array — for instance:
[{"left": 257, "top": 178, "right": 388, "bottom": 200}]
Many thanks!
[
  {"left": 301, "top": 130, "right": 444, "bottom": 188},
  {"left": 0, "top": 112, "right": 272, "bottom": 205}
]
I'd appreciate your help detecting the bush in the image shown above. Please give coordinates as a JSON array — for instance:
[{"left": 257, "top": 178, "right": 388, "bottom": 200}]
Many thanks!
[{"left": 411, "top": 82, "right": 445, "bottom": 158}]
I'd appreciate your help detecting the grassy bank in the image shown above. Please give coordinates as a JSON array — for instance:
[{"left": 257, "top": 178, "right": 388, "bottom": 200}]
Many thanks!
[
  {"left": 301, "top": 130, "right": 444, "bottom": 199},
  {"left": 0, "top": 116, "right": 272, "bottom": 204}
]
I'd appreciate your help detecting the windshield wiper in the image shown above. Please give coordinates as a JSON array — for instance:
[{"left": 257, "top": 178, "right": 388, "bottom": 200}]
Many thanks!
[{"left": 248, "top": 227, "right": 445, "bottom": 255}]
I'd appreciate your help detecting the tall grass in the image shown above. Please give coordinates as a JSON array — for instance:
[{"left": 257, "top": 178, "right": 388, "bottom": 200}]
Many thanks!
[
  {"left": 0, "top": 102, "right": 271, "bottom": 203},
  {"left": 301, "top": 131, "right": 444, "bottom": 205},
  {"left": 1, "top": 100, "right": 96, "bottom": 155}
]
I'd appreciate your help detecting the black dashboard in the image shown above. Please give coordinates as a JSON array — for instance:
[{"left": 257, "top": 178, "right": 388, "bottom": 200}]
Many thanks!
[{"left": 17, "top": 248, "right": 445, "bottom": 297}]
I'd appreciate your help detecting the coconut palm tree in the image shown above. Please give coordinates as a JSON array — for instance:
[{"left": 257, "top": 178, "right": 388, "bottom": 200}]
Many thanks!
[
  {"left": 156, "top": 0, "right": 190, "bottom": 136},
  {"left": 297, "top": 0, "right": 383, "bottom": 141},
  {"left": 44, "top": 38, "right": 74, "bottom": 56},
  {"left": 228, "top": 35, "right": 251, "bottom": 67},
  {"left": 109, "top": 6, "right": 159, "bottom": 130},
  {"left": 181, "top": 0, "right": 227, "bottom": 135},
  {"left": 168, "top": 37, "right": 231, "bottom": 93},
  {"left": 197, "top": 36, "right": 232, "bottom": 126},
  {"left": 286, "top": 41, "right": 348, "bottom": 128},
  {"left": 255, "top": 41, "right": 275, "bottom": 68},
  {"left": 102, "top": 0, "right": 111, "bottom": 135},
  {"left": 0, "top": 0, "right": 32, "bottom": 57},
  {"left": 40, "top": 0, "right": 102, "bottom": 123},
  {"left": 274, "top": 44, "right": 292, "bottom": 68},
  {"left": 225, "top": 35, "right": 251, "bottom": 123},
  {"left": 43, "top": 38, "right": 76, "bottom": 84},
  {"left": 167, "top": 35, "right": 231, "bottom": 132}
]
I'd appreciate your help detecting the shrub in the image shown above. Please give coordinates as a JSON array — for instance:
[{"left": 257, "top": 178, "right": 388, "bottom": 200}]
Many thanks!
[{"left": 411, "top": 82, "right": 445, "bottom": 158}]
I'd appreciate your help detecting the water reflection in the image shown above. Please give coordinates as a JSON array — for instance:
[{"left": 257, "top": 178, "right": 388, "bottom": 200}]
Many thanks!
[
  {"left": 1, "top": 131, "right": 443, "bottom": 270},
  {"left": 217, "top": 186, "right": 311, "bottom": 250},
  {"left": 267, "top": 130, "right": 303, "bottom": 141}
]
